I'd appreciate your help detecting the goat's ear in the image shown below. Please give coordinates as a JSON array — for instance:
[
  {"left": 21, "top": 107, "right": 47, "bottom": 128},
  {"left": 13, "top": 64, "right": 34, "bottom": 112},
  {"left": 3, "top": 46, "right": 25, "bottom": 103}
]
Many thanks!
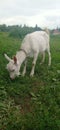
[{"left": 13, "top": 56, "right": 17, "bottom": 64}]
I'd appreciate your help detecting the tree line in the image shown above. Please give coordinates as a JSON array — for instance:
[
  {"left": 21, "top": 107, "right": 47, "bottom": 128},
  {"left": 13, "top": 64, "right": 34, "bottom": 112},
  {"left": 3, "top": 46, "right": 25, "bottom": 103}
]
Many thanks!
[{"left": 0, "top": 24, "right": 42, "bottom": 38}]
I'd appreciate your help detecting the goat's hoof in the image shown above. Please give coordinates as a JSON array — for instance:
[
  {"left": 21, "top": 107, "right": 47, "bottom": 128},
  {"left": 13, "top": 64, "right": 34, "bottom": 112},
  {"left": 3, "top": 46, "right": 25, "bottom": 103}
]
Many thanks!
[
  {"left": 30, "top": 73, "right": 34, "bottom": 77},
  {"left": 48, "top": 64, "right": 51, "bottom": 66},
  {"left": 40, "top": 62, "right": 43, "bottom": 65},
  {"left": 22, "top": 73, "right": 25, "bottom": 77}
]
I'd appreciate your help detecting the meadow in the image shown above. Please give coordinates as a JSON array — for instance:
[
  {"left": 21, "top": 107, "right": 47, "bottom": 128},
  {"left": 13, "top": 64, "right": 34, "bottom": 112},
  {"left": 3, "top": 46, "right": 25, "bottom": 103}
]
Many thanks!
[{"left": 0, "top": 32, "right": 60, "bottom": 130}]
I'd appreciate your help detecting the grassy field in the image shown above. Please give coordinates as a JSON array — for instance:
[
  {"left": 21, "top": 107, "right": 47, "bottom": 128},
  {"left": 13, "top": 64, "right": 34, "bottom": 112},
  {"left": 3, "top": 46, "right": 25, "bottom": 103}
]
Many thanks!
[{"left": 0, "top": 32, "right": 60, "bottom": 130}]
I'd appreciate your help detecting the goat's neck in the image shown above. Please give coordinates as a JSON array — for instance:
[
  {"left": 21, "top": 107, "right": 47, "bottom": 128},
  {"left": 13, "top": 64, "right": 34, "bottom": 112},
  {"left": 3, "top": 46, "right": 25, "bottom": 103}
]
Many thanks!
[{"left": 16, "top": 51, "right": 26, "bottom": 68}]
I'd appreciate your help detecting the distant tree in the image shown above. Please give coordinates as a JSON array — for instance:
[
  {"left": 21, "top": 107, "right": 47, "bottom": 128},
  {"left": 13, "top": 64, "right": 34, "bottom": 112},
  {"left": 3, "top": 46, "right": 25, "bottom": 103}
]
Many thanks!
[
  {"left": 34, "top": 24, "right": 42, "bottom": 31},
  {"left": 9, "top": 28, "right": 22, "bottom": 38},
  {"left": 0, "top": 24, "right": 7, "bottom": 32}
]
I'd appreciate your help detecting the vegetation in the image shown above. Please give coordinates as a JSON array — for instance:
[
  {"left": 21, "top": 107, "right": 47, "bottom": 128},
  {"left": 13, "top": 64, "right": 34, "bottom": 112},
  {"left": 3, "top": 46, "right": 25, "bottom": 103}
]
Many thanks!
[
  {"left": 0, "top": 24, "right": 42, "bottom": 38},
  {"left": 0, "top": 32, "right": 60, "bottom": 130}
]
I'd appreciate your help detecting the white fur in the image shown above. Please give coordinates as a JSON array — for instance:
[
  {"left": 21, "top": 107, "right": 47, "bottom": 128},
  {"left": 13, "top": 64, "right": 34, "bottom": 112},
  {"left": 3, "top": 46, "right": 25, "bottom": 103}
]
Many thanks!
[{"left": 4, "top": 30, "right": 51, "bottom": 79}]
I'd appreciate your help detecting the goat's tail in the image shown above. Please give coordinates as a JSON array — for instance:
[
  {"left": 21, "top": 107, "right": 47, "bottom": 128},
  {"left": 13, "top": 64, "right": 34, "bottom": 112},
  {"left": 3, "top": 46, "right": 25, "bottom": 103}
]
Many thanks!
[{"left": 44, "top": 28, "right": 50, "bottom": 35}]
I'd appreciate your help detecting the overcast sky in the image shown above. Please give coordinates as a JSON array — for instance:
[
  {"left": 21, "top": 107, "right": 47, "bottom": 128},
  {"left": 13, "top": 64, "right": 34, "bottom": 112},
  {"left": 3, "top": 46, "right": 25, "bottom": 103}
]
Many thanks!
[{"left": 0, "top": 0, "right": 60, "bottom": 29}]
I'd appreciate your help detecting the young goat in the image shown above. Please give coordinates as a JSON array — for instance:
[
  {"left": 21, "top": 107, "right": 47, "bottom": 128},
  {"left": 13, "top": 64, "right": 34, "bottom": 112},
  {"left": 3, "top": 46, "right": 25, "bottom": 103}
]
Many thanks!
[{"left": 4, "top": 30, "right": 51, "bottom": 79}]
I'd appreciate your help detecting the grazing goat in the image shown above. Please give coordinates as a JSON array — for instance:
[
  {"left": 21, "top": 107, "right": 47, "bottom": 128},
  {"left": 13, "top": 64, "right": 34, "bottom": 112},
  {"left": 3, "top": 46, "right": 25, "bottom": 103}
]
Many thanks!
[{"left": 4, "top": 30, "right": 51, "bottom": 79}]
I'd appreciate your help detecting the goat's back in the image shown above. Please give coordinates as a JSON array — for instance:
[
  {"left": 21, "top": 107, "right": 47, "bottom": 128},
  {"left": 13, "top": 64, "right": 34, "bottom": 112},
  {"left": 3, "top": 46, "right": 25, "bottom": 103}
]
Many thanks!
[{"left": 21, "top": 31, "right": 49, "bottom": 55}]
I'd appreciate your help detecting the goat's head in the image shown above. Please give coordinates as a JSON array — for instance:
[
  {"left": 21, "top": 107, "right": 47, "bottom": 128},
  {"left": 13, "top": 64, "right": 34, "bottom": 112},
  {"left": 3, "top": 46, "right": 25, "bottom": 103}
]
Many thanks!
[{"left": 4, "top": 54, "right": 20, "bottom": 79}]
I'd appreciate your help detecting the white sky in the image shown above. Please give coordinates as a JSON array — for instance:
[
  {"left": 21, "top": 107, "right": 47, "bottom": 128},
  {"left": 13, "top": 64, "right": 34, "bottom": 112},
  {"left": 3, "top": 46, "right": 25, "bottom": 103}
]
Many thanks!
[{"left": 0, "top": 0, "right": 60, "bottom": 29}]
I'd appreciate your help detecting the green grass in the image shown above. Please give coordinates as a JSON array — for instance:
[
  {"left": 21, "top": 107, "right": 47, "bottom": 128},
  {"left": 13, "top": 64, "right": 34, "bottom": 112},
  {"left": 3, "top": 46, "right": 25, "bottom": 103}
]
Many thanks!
[{"left": 0, "top": 32, "right": 60, "bottom": 130}]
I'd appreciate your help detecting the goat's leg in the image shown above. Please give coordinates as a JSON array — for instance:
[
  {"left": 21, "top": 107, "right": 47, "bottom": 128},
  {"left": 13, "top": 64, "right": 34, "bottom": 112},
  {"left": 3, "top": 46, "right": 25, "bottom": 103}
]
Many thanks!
[
  {"left": 22, "top": 59, "right": 27, "bottom": 76},
  {"left": 40, "top": 52, "right": 45, "bottom": 64},
  {"left": 47, "top": 49, "right": 51, "bottom": 66},
  {"left": 30, "top": 53, "right": 38, "bottom": 77}
]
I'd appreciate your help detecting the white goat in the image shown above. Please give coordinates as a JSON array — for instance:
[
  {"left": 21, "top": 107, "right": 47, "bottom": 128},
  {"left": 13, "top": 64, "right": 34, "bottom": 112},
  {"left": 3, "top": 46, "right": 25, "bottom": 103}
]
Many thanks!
[{"left": 4, "top": 30, "right": 51, "bottom": 79}]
